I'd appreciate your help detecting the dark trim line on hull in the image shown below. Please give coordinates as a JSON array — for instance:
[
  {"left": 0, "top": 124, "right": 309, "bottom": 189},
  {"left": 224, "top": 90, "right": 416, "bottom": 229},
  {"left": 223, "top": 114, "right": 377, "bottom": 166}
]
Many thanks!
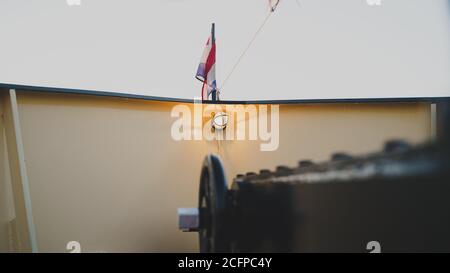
[{"left": 1, "top": 82, "right": 449, "bottom": 105}]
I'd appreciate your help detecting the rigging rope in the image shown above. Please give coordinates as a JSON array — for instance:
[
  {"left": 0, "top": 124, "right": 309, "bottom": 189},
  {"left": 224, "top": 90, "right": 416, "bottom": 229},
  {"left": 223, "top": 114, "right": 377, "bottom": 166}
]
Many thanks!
[{"left": 219, "top": 11, "right": 274, "bottom": 92}]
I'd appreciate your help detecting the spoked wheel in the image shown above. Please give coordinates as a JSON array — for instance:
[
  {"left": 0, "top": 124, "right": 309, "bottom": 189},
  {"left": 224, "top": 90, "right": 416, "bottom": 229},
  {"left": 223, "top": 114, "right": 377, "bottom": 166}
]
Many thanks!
[{"left": 198, "top": 154, "right": 229, "bottom": 253}]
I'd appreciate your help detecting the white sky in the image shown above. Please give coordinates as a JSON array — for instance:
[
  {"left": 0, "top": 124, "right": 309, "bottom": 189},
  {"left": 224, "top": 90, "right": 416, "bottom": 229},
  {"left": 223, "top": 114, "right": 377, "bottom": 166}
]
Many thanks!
[{"left": 0, "top": 0, "right": 449, "bottom": 101}]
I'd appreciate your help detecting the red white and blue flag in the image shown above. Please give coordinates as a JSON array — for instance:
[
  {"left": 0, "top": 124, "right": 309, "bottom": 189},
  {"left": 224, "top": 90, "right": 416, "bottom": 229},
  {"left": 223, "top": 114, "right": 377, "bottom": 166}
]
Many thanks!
[{"left": 196, "top": 23, "right": 217, "bottom": 101}]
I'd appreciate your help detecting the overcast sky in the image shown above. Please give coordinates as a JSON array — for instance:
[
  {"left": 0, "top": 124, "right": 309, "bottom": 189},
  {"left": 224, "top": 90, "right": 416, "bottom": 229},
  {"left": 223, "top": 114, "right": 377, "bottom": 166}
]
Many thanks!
[{"left": 0, "top": 0, "right": 449, "bottom": 101}]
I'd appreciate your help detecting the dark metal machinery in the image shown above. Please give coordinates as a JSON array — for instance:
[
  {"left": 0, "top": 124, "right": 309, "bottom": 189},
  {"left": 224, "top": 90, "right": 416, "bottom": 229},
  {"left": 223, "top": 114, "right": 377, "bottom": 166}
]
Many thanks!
[{"left": 179, "top": 104, "right": 450, "bottom": 253}]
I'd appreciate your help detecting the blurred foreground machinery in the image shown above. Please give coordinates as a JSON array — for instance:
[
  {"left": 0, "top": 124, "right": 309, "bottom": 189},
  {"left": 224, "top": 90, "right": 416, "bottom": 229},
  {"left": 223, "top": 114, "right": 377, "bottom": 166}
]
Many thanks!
[{"left": 178, "top": 105, "right": 450, "bottom": 253}]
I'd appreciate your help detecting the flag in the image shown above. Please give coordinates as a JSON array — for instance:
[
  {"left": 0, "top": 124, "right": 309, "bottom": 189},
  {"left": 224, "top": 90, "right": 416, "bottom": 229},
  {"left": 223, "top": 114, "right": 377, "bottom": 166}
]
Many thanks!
[{"left": 196, "top": 23, "right": 217, "bottom": 101}]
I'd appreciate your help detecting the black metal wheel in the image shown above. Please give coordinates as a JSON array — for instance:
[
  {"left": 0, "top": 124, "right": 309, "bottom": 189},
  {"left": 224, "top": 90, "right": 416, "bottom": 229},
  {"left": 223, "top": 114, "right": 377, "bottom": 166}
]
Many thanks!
[{"left": 198, "top": 154, "right": 228, "bottom": 253}]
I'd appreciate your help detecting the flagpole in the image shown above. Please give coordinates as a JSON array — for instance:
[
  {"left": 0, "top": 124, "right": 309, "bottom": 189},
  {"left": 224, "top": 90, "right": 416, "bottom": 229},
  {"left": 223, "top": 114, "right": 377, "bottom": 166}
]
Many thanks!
[
  {"left": 209, "top": 22, "right": 228, "bottom": 132},
  {"left": 211, "top": 23, "right": 215, "bottom": 44},
  {"left": 211, "top": 23, "right": 218, "bottom": 101}
]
